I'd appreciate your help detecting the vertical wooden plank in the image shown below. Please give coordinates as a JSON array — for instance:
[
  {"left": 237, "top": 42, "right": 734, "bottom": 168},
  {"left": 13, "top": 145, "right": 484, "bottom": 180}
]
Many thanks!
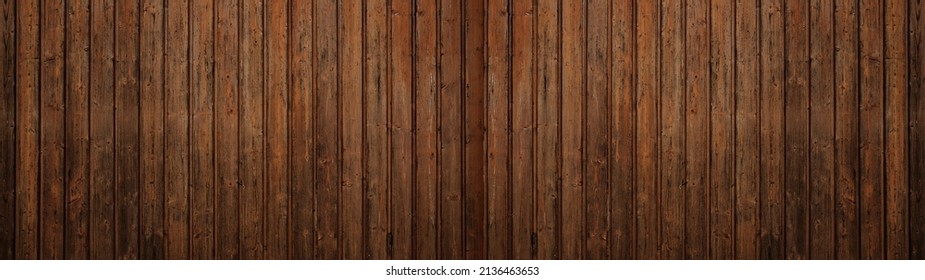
[
  {"left": 114, "top": 0, "right": 140, "bottom": 259},
  {"left": 189, "top": 0, "right": 214, "bottom": 260},
  {"left": 239, "top": 0, "right": 264, "bottom": 260},
  {"left": 289, "top": 0, "right": 314, "bottom": 260},
  {"left": 535, "top": 0, "right": 558, "bottom": 260},
  {"left": 808, "top": 0, "right": 835, "bottom": 260},
  {"left": 40, "top": 0, "right": 66, "bottom": 260},
  {"left": 214, "top": 0, "right": 239, "bottom": 259},
  {"left": 265, "top": 0, "right": 289, "bottom": 260},
  {"left": 735, "top": 0, "right": 761, "bottom": 260},
  {"left": 761, "top": 0, "right": 786, "bottom": 260},
  {"left": 64, "top": 0, "right": 91, "bottom": 260},
  {"left": 511, "top": 0, "right": 534, "bottom": 260},
  {"left": 635, "top": 0, "right": 659, "bottom": 260},
  {"left": 685, "top": 0, "right": 710, "bottom": 260},
  {"left": 439, "top": 0, "right": 464, "bottom": 259},
  {"left": 910, "top": 0, "right": 925, "bottom": 260},
  {"left": 834, "top": 0, "right": 860, "bottom": 260},
  {"left": 165, "top": 0, "right": 190, "bottom": 260},
  {"left": 884, "top": 0, "right": 909, "bottom": 260},
  {"left": 366, "top": 0, "right": 389, "bottom": 260},
  {"left": 140, "top": 0, "right": 165, "bottom": 260},
  {"left": 711, "top": 0, "right": 735, "bottom": 260},
  {"left": 784, "top": 0, "right": 811, "bottom": 260},
  {"left": 859, "top": 0, "right": 885, "bottom": 260},
  {"left": 16, "top": 0, "right": 41, "bottom": 259},
  {"left": 390, "top": 0, "right": 414, "bottom": 260},
  {"left": 0, "top": 0, "right": 15, "bottom": 260},
  {"left": 659, "top": 0, "right": 684, "bottom": 260},
  {"left": 340, "top": 0, "right": 362, "bottom": 260},
  {"left": 560, "top": 0, "right": 583, "bottom": 261},
  {"left": 315, "top": 0, "right": 339, "bottom": 260},
  {"left": 89, "top": 0, "right": 115, "bottom": 260},
  {"left": 464, "top": 0, "right": 488, "bottom": 260},
  {"left": 585, "top": 0, "right": 609, "bottom": 260},
  {"left": 611, "top": 0, "right": 634, "bottom": 261},
  {"left": 413, "top": 0, "right": 439, "bottom": 260}
]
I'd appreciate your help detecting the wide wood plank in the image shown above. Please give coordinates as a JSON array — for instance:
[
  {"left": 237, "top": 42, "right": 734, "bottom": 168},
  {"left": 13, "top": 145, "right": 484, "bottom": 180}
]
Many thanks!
[
  {"left": 464, "top": 0, "right": 488, "bottom": 260},
  {"left": 834, "top": 0, "right": 860, "bottom": 260},
  {"left": 189, "top": 0, "right": 215, "bottom": 260},
  {"left": 635, "top": 0, "right": 658, "bottom": 260},
  {"left": 884, "top": 0, "right": 909, "bottom": 260},
  {"left": 140, "top": 0, "right": 165, "bottom": 259},
  {"left": 560, "top": 0, "right": 584, "bottom": 261},
  {"left": 413, "top": 0, "right": 439, "bottom": 259},
  {"left": 214, "top": 0, "right": 240, "bottom": 259},
  {"left": 439, "top": 0, "right": 464, "bottom": 259},
  {"left": 390, "top": 0, "right": 413, "bottom": 260},
  {"left": 760, "top": 0, "right": 786, "bottom": 260},
  {"left": 64, "top": 0, "right": 91, "bottom": 260},
  {"left": 289, "top": 0, "right": 314, "bottom": 260},
  {"left": 164, "top": 0, "right": 190, "bottom": 260},
  {"left": 89, "top": 0, "right": 115, "bottom": 260},
  {"left": 314, "top": 0, "right": 339, "bottom": 259},
  {"left": 339, "top": 0, "right": 362, "bottom": 260},
  {"left": 511, "top": 0, "right": 535, "bottom": 260},
  {"left": 685, "top": 0, "right": 710, "bottom": 260},
  {"left": 366, "top": 0, "right": 390, "bottom": 260},
  {"left": 859, "top": 0, "right": 885, "bottom": 260},
  {"left": 659, "top": 0, "right": 684, "bottom": 260},
  {"left": 265, "top": 0, "right": 289, "bottom": 260},
  {"left": 585, "top": 0, "right": 609, "bottom": 260},
  {"left": 808, "top": 0, "right": 836, "bottom": 260},
  {"left": 40, "top": 0, "right": 66, "bottom": 260},
  {"left": 535, "top": 0, "right": 559, "bottom": 260},
  {"left": 784, "top": 0, "right": 811, "bottom": 260},
  {"left": 611, "top": 0, "right": 634, "bottom": 261},
  {"left": 734, "top": 0, "right": 761, "bottom": 260},
  {"left": 239, "top": 0, "right": 265, "bottom": 260},
  {"left": 711, "top": 0, "right": 735, "bottom": 260}
]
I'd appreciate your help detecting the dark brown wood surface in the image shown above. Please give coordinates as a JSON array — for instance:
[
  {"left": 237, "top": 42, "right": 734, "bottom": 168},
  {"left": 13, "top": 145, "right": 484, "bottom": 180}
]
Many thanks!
[{"left": 1, "top": 0, "right": 923, "bottom": 260}]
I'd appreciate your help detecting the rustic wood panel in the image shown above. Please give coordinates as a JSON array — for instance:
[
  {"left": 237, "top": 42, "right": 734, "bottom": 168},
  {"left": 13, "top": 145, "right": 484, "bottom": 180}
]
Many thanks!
[{"left": 2, "top": 0, "right": 922, "bottom": 260}]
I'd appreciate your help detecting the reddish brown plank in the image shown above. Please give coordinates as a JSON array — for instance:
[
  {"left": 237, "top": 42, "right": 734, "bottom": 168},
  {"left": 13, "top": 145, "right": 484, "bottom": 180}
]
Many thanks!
[
  {"left": 659, "top": 0, "right": 684, "bottom": 260},
  {"left": 511, "top": 0, "right": 535, "bottom": 260},
  {"left": 366, "top": 0, "right": 390, "bottom": 260},
  {"left": 859, "top": 0, "right": 885, "bottom": 260},
  {"left": 585, "top": 0, "right": 609, "bottom": 260},
  {"left": 339, "top": 0, "right": 362, "bottom": 260},
  {"left": 314, "top": 0, "right": 339, "bottom": 260},
  {"left": 215, "top": 0, "right": 240, "bottom": 259},
  {"left": 0, "top": 0, "right": 15, "bottom": 260},
  {"left": 884, "top": 0, "right": 909, "bottom": 260},
  {"left": 140, "top": 0, "right": 165, "bottom": 260},
  {"left": 611, "top": 0, "right": 634, "bottom": 261},
  {"left": 114, "top": 0, "right": 141, "bottom": 259},
  {"left": 89, "top": 0, "right": 115, "bottom": 260},
  {"left": 189, "top": 0, "right": 215, "bottom": 260},
  {"left": 560, "top": 0, "right": 584, "bottom": 261},
  {"left": 910, "top": 0, "right": 925, "bottom": 260},
  {"left": 413, "top": 0, "right": 439, "bottom": 259},
  {"left": 64, "top": 0, "right": 91, "bottom": 260},
  {"left": 685, "top": 0, "right": 710, "bottom": 260},
  {"left": 390, "top": 0, "right": 414, "bottom": 260},
  {"left": 165, "top": 0, "right": 190, "bottom": 260},
  {"left": 735, "top": 0, "right": 761, "bottom": 260},
  {"left": 239, "top": 0, "right": 265, "bottom": 260},
  {"left": 265, "top": 0, "right": 289, "bottom": 260},
  {"left": 834, "top": 0, "right": 860, "bottom": 260},
  {"left": 808, "top": 0, "right": 835, "bottom": 260},
  {"left": 18, "top": 0, "right": 40, "bottom": 260},
  {"left": 784, "top": 0, "right": 811, "bottom": 260},
  {"left": 711, "top": 0, "right": 736, "bottom": 260},
  {"left": 760, "top": 0, "right": 786, "bottom": 260},
  {"left": 439, "top": 0, "right": 464, "bottom": 259},
  {"left": 464, "top": 0, "right": 488, "bottom": 260},
  {"left": 535, "top": 0, "right": 558, "bottom": 260},
  {"left": 635, "top": 0, "right": 658, "bottom": 260},
  {"left": 289, "top": 0, "right": 314, "bottom": 260},
  {"left": 40, "top": 0, "right": 66, "bottom": 260}
]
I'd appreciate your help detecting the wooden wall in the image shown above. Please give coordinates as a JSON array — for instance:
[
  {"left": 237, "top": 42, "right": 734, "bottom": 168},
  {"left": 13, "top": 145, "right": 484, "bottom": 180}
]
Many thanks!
[{"left": 0, "top": 0, "right": 923, "bottom": 260}]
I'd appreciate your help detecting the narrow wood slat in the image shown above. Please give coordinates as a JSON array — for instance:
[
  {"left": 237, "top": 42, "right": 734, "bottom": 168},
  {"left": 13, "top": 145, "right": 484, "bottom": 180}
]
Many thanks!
[
  {"left": 40, "top": 0, "right": 66, "bottom": 260},
  {"left": 910, "top": 0, "right": 925, "bottom": 260},
  {"left": 239, "top": 0, "right": 265, "bottom": 260},
  {"left": 536, "top": 0, "right": 559, "bottom": 260},
  {"left": 560, "top": 0, "right": 584, "bottom": 261},
  {"left": 760, "top": 0, "right": 787, "bottom": 260},
  {"left": 585, "top": 0, "right": 609, "bottom": 260},
  {"left": 389, "top": 0, "right": 413, "bottom": 260},
  {"left": 834, "top": 0, "right": 860, "bottom": 260},
  {"left": 189, "top": 0, "right": 215, "bottom": 260},
  {"left": 784, "top": 0, "right": 811, "bottom": 260},
  {"left": 314, "top": 0, "right": 339, "bottom": 260},
  {"left": 339, "top": 0, "right": 362, "bottom": 260},
  {"left": 89, "top": 0, "right": 116, "bottom": 260},
  {"left": 164, "top": 0, "right": 190, "bottom": 260},
  {"left": 412, "top": 0, "right": 439, "bottom": 260},
  {"left": 711, "top": 0, "right": 735, "bottom": 260},
  {"left": 859, "top": 0, "right": 885, "bottom": 260},
  {"left": 611, "top": 0, "right": 634, "bottom": 261},
  {"left": 635, "top": 0, "right": 658, "bottom": 260},
  {"left": 735, "top": 0, "right": 761, "bottom": 260},
  {"left": 511, "top": 0, "right": 535, "bottom": 260},
  {"left": 659, "top": 0, "right": 684, "bottom": 260},
  {"left": 214, "top": 0, "right": 239, "bottom": 259},
  {"left": 0, "top": 0, "right": 17, "bottom": 260},
  {"left": 366, "top": 0, "right": 390, "bottom": 260},
  {"left": 884, "top": 0, "right": 909, "bottom": 260},
  {"left": 140, "top": 0, "right": 165, "bottom": 260},
  {"left": 64, "top": 0, "right": 91, "bottom": 260},
  {"left": 464, "top": 0, "right": 488, "bottom": 260},
  {"left": 685, "top": 0, "right": 710, "bottom": 260},
  {"left": 265, "top": 0, "right": 289, "bottom": 260},
  {"left": 288, "top": 0, "right": 313, "bottom": 260},
  {"left": 439, "top": 0, "right": 464, "bottom": 259}
]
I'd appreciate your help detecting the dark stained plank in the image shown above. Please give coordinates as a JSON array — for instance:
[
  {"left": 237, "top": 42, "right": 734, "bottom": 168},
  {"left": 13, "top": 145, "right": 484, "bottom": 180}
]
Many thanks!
[
  {"left": 711, "top": 0, "right": 735, "bottom": 260},
  {"left": 859, "top": 0, "right": 885, "bottom": 260},
  {"left": 64, "top": 0, "right": 91, "bottom": 260},
  {"left": 560, "top": 0, "right": 584, "bottom": 261},
  {"left": 685, "top": 0, "right": 710, "bottom": 260},
  {"left": 884, "top": 0, "right": 909, "bottom": 260},
  {"left": 289, "top": 0, "right": 314, "bottom": 260},
  {"left": 314, "top": 0, "right": 339, "bottom": 259},
  {"left": 390, "top": 0, "right": 414, "bottom": 260},
  {"left": 89, "top": 0, "right": 115, "bottom": 260},
  {"left": 611, "top": 0, "right": 634, "bottom": 261},
  {"left": 635, "top": 0, "right": 658, "bottom": 260},
  {"left": 511, "top": 0, "right": 534, "bottom": 260},
  {"left": 189, "top": 0, "right": 215, "bottom": 260},
  {"left": 535, "top": 0, "right": 558, "bottom": 260},
  {"left": 214, "top": 0, "right": 240, "bottom": 259},
  {"left": 339, "top": 0, "right": 362, "bottom": 260},
  {"left": 265, "top": 0, "right": 289, "bottom": 260},
  {"left": 735, "top": 0, "right": 761, "bottom": 260},
  {"left": 140, "top": 0, "right": 165, "bottom": 259},
  {"left": 808, "top": 0, "right": 835, "bottom": 260},
  {"left": 760, "top": 0, "right": 786, "bottom": 260},
  {"left": 114, "top": 0, "right": 141, "bottom": 259},
  {"left": 0, "top": 0, "right": 15, "bottom": 260},
  {"left": 585, "top": 0, "right": 609, "bottom": 260},
  {"left": 16, "top": 0, "right": 41, "bottom": 258},
  {"left": 910, "top": 0, "right": 925, "bottom": 260},
  {"left": 464, "top": 0, "right": 488, "bottom": 260},
  {"left": 165, "top": 0, "right": 190, "bottom": 260},
  {"left": 834, "top": 0, "right": 860, "bottom": 260},
  {"left": 239, "top": 0, "right": 265, "bottom": 260},
  {"left": 40, "top": 0, "right": 66, "bottom": 260},
  {"left": 659, "top": 0, "right": 684, "bottom": 260},
  {"left": 413, "top": 0, "right": 439, "bottom": 259},
  {"left": 439, "top": 0, "right": 464, "bottom": 259},
  {"left": 784, "top": 0, "right": 811, "bottom": 260},
  {"left": 366, "top": 0, "right": 390, "bottom": 260}
]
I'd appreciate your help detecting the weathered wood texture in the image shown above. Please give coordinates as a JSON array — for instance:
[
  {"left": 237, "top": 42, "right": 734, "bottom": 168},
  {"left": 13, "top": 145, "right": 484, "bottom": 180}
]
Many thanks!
[{"left": 1, "top": 0, "right": 922, "bottom": 260}]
